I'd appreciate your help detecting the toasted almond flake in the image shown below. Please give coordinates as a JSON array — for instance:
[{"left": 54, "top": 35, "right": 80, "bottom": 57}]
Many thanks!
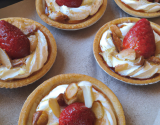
[
  {"left": 111, "top": 32, "right": 122, "bottom": 52},
  {"left": 116, "top": 48, "right": 136, "bottom": 61},
  {"left": 91, "top": 101, "right": 104, "bottom": 119},
  {"left": 0, "top": 48, "right": 12, "bottom": 69},
  {"left": 115, "top": 63, "right": 129, "bottom": 72},
  {"left": 78, "top": 81, "right": 94, "bottom": 108},
  {"left": 109, "top": 25, "right": 122, "bottom": 38},
  {"left": 65, "top": 83, "right": 78, "bottom": 100},
  {"left": 48, "top": 98, "right": 61, "bottom": 118}
]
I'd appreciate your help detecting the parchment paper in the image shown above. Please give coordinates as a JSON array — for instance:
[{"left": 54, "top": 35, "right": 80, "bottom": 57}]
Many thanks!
[{"left": 0, "top": 0, "right": 160, "bottom": 125}]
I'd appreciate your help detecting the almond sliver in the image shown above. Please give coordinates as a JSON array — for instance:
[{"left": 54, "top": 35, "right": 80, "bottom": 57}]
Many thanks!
[
  {"left": 78, "top": 81, "right": 94, "bottom": 108},
  {"left": 48, "top": 98, "right": 61, "bottom": 118}
]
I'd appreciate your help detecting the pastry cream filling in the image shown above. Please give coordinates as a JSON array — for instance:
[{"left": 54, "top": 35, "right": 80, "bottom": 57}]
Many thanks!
[
  {"left": 45, "top": 0, "right": 103, "bottom": 21},
  {"left": 121, "top": 0, "right": 160, "bottom": 12},
  {"left": 0, "top": 30, "right": 48, "bottom": 80},
  {"left": 36, "top": 82, "right": 117, "bottom": 125},
  {"left": 100, "top": 22, "right": 160, "bottom": 79}
]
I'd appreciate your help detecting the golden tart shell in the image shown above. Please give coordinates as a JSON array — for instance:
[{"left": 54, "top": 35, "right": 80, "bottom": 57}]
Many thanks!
[
  {"left": 36, "top": 0, "right": 107, "bottom": 30},
  {"left": 0, "top": 17, "right": 57, "bottom": 88},
  {"left": 93, "top": 17, "right": 160, "bottom": 85},
  {"left": 18, "top": 74, "right": 126, "bottom": 125},
  {"left": 114, "top": 0, "right": 160, "bottom": 18}
]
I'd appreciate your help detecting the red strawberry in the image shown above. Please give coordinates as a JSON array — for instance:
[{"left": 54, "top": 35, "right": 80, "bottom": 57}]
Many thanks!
[
  {"left": 0, "top": 20, "right": 30, "bottom": 59},
  {"left": 147, "top": 0, "right": 154, "bottom": 2},
  {"left": 59, "top": 102, "right": 95, "bottom": 125},
  {"left": 123, "top": 18, "right": 156, "bottom": 59},
  {"left": 56, "top": 0, "right": 82, "bottom": 7}
]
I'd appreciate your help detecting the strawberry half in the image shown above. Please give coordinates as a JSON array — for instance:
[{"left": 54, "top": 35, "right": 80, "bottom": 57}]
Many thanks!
[
  {"left": 59, "top": 102, "right": 95, "bottom": 125},
  {"left": 0, "top": 20, "right": 30, "bottom": 59},
  {"left": 56, "top": 0, "right": 82, "bottom": 7},
  {"left": 123, "top": 18, "right": 156, "bottom": 59}
]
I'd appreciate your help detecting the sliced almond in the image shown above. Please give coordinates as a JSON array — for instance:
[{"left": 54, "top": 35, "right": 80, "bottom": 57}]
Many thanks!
[
  {"left": 32, "top": 111, "right": 42, "bottom": 125},
  {"left": 109, "top": 25, "right": 122, "bottom": 38},
  {"left": 11, "top": 58, "right": 26, "bottom": 67},
  {"left": 115, "top": 63, "right": 128, "bottom": 72},
  {"left": 64, "top": 95, "right": 77, "bottom": 105},
  {"left": 91, "top": 101, "right": 104, "bottom": 119},
  {"left": 134, "top": 56, "right": 145, "bottom": 65},
  {"left": 55, "top": 12, "right": 69, "bottom": 23},
  {"left": 32, "top": 111, "right": 48, "bottom": 125},
  {"left": 65, "top": 83, "right": 78, "bottom": 100},
  {"left": 77, "top": 88, "right": 84, "bottom": 103},
  {"left": 56, "top": 93, "right": 67, "bottom": 106},
  {"left": 81, "top": 0, "right": 93, "bottom": 5},
  {"left": 148, "top": 56, "right": 160, "bottom": 64},
  {"left": 37, "top": 111, "right": 48, "bottom": 125},
  {"left": 78, "top": 81, "right": 94, "bottom": 108},
  {"left": 116, "top": 48, "right": 136, "bottom": 61},
  {"left": 12, "top": 21, "right": 36, "bottom": 35},
  {"left": 64, "top": 83, "right": 78, "bottom": 105},
  {"left": 155, "top": 41, "right": 160, "bottom": 55},
  {"left": 0, "top": 48, "right": 12, "bottom": 69},
  {"left": 28, "top": 34, "right": 38, "bottom": 53},
  {"left": 48, "top": 98, "right": 61, "bottom": 118},
  {"left": 111, "top": 32, "right": 122, "bottom": 52}
]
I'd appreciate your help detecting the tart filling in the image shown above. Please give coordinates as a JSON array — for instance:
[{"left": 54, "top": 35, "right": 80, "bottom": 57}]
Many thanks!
[
  {"left": 45, "top": 0, "right": 103, "bottom": 22},
  {"left": 0, "top": 20, "right": 48, "bottom": 80},
  {"left": 100, "top": 22, "right": 160, "bottom": 79},
  {"left": 121, "top": 0, "right": 160, "bottom": 13},
  {"left": 34, "top": 81, "right": 117, "bottom": 125}
]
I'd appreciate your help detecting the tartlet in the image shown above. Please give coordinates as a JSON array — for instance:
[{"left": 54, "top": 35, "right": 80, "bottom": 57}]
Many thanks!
[
  {"left": 114, "top": 0, "right": 160, "bottom": 18},
  {"left": 93, "top": 17, "right": 160, "bottom": 85},
  {"left": 0, "top": 17, "right": 57, "bottom": 88},
  {"left": 36, "top": 0, "right": 107, "bottom": 30},
  {"left": 18, "top": 74, "right": 126, "bottom": 125}
]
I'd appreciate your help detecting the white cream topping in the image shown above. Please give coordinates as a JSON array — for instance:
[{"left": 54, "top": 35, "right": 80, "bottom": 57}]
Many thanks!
[
  {"left": 36, "top": 83, "right": 117, "bottom": 125},
  {"left": 0, "top": 30, "right": 48, "bottom": 80},
  {"left": 45, "top": 0, "right": 103, "bottom": 21},
  {"left": 121, "top": 0, "right": 160, "bottom": 12},
  {"left": 100, "top": 22, "right": 160, "bottom": 79}
]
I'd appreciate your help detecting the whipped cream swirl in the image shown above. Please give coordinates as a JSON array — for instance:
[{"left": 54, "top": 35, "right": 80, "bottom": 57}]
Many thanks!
[
  {"left": 0, "top": 30, "right": 48, "bottom": 80},
  {"left": 100, "top": 22, "right": 160, "bottom": 79},
  {"left": 37, "top": 82, "right": 117, "bottom": 125},
  {"left": 121, "top": 0, "right": 160, "bottom": 12},
  {"left": 45, "top": 0, "right": 103, "bottom": 21}
]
